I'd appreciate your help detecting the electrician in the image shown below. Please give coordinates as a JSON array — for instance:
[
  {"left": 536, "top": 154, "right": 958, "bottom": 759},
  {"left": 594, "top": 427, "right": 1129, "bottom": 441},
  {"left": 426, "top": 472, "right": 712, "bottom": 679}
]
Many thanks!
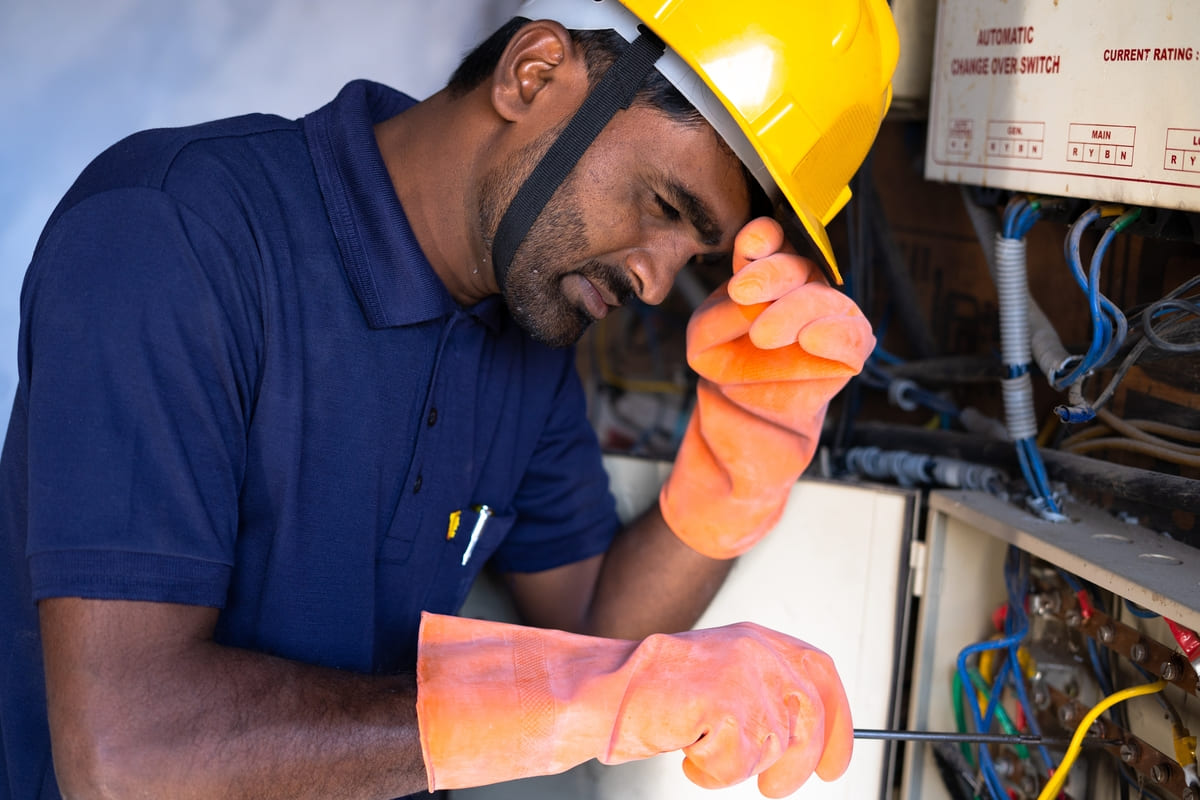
[{"left": 0, "top": 1, "right": 898, "bottom": 798}]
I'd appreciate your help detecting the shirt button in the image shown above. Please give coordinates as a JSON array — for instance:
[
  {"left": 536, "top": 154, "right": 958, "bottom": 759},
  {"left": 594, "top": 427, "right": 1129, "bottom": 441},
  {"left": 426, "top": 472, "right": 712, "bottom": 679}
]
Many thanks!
[
  {"left": 413, "top": 474, "right": 423, "bottom": 494},
  {"left": 427, "top": 407, "right": 438, "bottom": 427}
]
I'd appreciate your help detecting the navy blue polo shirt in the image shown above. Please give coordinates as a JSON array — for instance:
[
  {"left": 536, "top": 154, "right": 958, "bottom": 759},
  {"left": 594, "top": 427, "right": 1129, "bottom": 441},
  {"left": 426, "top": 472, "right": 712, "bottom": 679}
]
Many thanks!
[{"left": 0, "top": 80, "right": 619, "bottom": 798}]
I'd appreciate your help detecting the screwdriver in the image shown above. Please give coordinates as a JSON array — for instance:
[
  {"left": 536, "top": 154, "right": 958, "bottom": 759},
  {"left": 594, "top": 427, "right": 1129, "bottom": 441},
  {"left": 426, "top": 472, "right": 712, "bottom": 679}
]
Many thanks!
[{"left": 854, "top": 728, "right": 1120, "bottom": 748}]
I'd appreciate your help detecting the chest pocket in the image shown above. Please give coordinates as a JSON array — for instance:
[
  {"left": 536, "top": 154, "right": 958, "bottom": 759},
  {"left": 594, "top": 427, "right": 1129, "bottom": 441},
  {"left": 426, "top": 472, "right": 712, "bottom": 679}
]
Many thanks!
[
  {"left": 377, "top": 503, "right": 514, "bottom": 566},
  {"left": 374, "top": 503, "right": 517, "bottom": 671}
]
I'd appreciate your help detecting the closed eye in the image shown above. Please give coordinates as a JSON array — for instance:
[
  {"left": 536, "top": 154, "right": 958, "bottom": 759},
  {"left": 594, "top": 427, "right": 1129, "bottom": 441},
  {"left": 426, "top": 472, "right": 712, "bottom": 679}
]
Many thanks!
[{"left": 655, "top": 194, "right": 681, "bottom": 222}]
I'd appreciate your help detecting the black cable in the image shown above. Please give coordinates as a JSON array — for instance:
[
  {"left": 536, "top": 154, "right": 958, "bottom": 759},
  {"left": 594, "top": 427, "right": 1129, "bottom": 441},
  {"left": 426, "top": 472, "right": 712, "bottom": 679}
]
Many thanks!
[
  {"left": 1141, "top": 298, "right": 1200, "bottom": 353},
  {"left": 1085, "top": 273, "right": 1200, "bottom": 409}
]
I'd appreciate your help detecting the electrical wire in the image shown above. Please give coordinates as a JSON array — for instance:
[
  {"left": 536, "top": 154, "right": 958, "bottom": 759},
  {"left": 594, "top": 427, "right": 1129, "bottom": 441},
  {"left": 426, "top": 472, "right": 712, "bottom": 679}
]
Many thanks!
[
  {"left": 1082, "top": 274, "right": 1200, "bottom": 411},
  {"left": 1096, "top": 408, "right": 1200, "bottom": 456},
  {"left": 967, "top": 667, "right": 1031, "bottom": 761},
  {"left": 955, "top": 547, "right": 1062, "bottom": 800},
  {"left": 1124, "top": 599, "right": 1159, "bottom": 620},
  {"left": 1055, "top": 206, "right": 1137, "bottom": 389},
  {"left": 1057, "top": 401, "right": 1200, "bottom": 469},
  {"left": 1060, "top": 416, "right": 1200, "bottom": 453},
  {"left": 956, "top": 637, "right": 1017, "bottom": 799},
  {"left": 1130, "top": 664, "right": 1187, "bottom": 731},
  {"left": 1063, "top": 437, "right": 1200, "bottom": 468},
  {"left": 1003, "top": 549, "right": 1055, "bottom": 775},
  {"left": 996, "top": 199, "right": 1063, "bottom": 518},
  {"left": 1035, "top": 680, "right": 1167, "bottom": 800},
  {"left": 1144, "top": 296, "right": 1200, "bottom": 353},
  {"left": 951, "top": 670, "right": 976, "bottom": 768},
  {"left": 1091, "top": 210, "right": 1137, "bottom": 365}
]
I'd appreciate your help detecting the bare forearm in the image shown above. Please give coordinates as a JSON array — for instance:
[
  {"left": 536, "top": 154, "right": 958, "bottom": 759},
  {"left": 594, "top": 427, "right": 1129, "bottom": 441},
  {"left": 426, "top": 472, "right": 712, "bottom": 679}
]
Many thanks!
[
  {"left": 112, "top": 649, "right": 421, "bottom": 800},
  {"left": 42, "top": 600, "right": 425, "bottom": 800},
  {"left": 583, "top": 503, "right": 734, "bottom": 639}
]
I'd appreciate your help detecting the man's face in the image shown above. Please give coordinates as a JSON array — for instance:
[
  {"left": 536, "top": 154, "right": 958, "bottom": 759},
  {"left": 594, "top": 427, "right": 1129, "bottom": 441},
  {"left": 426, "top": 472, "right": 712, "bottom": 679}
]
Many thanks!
[{"left": 479, "top": 104, "right": 751, "bottom": 348}]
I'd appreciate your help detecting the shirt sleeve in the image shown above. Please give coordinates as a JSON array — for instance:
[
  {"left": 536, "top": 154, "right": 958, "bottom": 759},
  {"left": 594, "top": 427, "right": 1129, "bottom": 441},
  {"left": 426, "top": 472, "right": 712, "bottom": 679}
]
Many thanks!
[
  {"left": 20, "top": 187, "right": 261, "bottom": 606},
  {"left": 487, "top": 349, "right": 621, "bottom": 575}
]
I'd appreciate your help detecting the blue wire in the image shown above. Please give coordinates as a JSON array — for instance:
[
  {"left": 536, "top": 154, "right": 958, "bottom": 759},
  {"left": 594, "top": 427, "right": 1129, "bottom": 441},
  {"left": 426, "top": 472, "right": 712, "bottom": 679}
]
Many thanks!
[
  {"left": 1087, "top": 226, "right": 1124, "bottom": 366},
  {"left": 1017, "top": 440, "right": 1045, "bottom": 496},
  {"left": 871, "top": 344, "right": 904, "bottom": 366},
  {"left": 1003, "top": 549, "right": 1055, "bottom": 775},
  {"left": 953, "top": 548, "right": 1055, "bottom": 798},
  {"left": 958, "top": 550, "right": 1026, "bottom": 798},
  {"left": 1090, "top": 221, "right": 1132, "bottom": 365},
  {"left": 1025, "top": 440, "right": 1056, "bottom": 501},
  {"left": 1017, "top": 438, "right": 1060, "bottom": 514},
  {"left": 1015, "top": 204, "right": 1042, "bottom": 238},
  {"left": 1064, "top": 206, "right": 1102, "bottom": 291},
  {"left": 1058, "top": 207, "right": 1135, "bottom": 387},
  {"left": 956, "top": 640, "right": 1014, "bottom": 800},
  {"left": 1003, "top": 196, "right": 1027, "bottom": 238},
  {"left": 1059, "top": 232, "right": 1112, "bottom": 386},
  {"left": 1017, "top": 438, "right": 1046, "bottom": 494},
  {"left": 995, "top": 203, "right": 1061, "bottom": 516},
  {"left": 980, "top": 649, "right": 1014, "bottom": 732},
  {"left": 1124, "top": 599, "right": 1159, "bottom": 619}
]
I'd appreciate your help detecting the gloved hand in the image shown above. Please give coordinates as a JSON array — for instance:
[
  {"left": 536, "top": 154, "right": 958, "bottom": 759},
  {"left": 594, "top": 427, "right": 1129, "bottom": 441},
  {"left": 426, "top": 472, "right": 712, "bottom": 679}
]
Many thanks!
[
  {"left": 660, "top": 217, "right": 875, "bottom": 559},
  {"left": 416, "top": 612, "right": 852, "bottom": 797}
]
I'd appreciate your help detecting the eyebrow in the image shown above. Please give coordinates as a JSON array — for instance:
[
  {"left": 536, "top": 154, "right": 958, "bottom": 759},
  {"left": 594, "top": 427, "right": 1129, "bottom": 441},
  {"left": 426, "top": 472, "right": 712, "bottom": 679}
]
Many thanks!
[{"left": 664, "top": 180, "right": 723, "bottom": 247}]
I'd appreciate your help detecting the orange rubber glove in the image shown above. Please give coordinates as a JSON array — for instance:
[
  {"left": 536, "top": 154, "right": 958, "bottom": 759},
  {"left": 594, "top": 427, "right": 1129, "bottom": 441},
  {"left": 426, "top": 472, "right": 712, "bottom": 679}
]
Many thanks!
[
  {"left": 660, "top": 217, "right": 875, "bottom": 559},
  {"left": 416, "top": 612, "right": 852, "bottom": 797}
]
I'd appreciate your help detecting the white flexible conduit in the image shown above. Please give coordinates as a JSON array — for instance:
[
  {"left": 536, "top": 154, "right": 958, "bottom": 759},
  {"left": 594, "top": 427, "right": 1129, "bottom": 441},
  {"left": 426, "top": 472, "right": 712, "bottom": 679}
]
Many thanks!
[
  {"left": 994, "top": 234, "right": 1039, "bottom": 444},
  {"left": 961, "top": 189, "right": 1071, "bottom": 382}
]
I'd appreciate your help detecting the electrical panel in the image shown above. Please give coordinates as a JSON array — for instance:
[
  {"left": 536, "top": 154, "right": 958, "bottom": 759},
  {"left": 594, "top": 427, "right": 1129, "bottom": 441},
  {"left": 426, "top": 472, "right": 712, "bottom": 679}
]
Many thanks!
[
  {"left": 902, "top": 491, "right": 1200, "bottom": 800},
  {"left": 924, "top": 0, "right": 1200, "bottom": 212}
]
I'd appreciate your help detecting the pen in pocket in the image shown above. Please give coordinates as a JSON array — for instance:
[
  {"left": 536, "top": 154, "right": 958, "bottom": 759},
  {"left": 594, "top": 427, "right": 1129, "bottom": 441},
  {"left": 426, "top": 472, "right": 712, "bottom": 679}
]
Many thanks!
[{"left": 461, "top": 504, "right": 492, "bottom": 566}]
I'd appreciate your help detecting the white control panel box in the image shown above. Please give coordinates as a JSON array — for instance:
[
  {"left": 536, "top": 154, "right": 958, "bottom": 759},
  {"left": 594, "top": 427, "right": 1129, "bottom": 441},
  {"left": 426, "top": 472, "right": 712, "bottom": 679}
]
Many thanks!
[{"left": 925, "top": 0, "right": 1200, "bottom": 212}]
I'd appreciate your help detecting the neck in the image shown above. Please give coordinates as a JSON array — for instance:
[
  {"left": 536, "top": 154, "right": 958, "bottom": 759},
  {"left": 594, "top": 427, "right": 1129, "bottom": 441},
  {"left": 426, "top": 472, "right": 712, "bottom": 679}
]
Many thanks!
[{"left": 373, "top": 88, "right": 497, "bottom": 305}]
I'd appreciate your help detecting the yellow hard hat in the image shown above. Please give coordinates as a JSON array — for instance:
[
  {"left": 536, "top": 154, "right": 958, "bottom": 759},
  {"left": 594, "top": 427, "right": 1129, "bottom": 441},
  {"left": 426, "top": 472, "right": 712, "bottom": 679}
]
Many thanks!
[{"left": 516, "top": 0, "right": 899, "bottom": 284}]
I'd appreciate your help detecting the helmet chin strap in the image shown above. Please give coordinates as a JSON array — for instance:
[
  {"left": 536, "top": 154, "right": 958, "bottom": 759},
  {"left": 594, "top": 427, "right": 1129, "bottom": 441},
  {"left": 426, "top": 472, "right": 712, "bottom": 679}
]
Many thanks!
[{"left": 490, "top": 27, "right": 665, "bottom": 291}]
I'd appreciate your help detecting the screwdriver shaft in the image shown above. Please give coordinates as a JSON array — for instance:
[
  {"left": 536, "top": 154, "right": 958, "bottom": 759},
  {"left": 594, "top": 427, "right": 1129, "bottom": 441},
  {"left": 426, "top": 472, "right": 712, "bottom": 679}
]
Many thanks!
[{"left": 853, "top": 728, "right": 1117, "bottom": 748}]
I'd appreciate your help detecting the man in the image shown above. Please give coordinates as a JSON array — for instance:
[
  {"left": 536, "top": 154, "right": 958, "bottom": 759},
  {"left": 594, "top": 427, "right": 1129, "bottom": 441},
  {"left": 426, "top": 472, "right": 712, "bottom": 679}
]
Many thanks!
[{"left": 0, "top": 0, "right": 898, "bottom": 798}]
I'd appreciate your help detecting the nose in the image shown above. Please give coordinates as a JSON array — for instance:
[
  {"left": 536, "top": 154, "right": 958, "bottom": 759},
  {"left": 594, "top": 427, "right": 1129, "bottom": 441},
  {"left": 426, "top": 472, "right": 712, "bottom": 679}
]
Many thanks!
[{"left": 624, "top": 235, "right": 699, "bottom": 306}]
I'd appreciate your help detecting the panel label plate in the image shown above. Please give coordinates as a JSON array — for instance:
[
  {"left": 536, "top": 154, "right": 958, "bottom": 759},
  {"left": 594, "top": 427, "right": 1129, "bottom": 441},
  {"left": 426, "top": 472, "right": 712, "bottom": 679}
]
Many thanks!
[{"left": 925, "top": 1, "right": 1200, "bottom": 211}]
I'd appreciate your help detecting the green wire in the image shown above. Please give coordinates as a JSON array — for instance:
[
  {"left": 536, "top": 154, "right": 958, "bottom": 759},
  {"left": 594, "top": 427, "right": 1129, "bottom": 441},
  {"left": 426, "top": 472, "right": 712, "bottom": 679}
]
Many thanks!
[
  {"left": 1112, "top": 207, "right": 1142, "bottom": 233},
  {"left": 967, "top": 667, "right": 1031, "bottom": 761},
  {"left": 952, "top": 670, "right": 974, "bottom": 766}
]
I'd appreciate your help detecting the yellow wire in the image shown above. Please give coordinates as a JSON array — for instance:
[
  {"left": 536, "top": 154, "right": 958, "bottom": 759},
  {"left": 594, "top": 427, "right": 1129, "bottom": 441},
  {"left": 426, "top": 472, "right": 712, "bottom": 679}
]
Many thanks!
[
  {"left": 1037, "top": 412, "right": 1060, "bottom": 449},
  {"left": 1035, "top": 680, "right": 1167, "bottom": 800}
]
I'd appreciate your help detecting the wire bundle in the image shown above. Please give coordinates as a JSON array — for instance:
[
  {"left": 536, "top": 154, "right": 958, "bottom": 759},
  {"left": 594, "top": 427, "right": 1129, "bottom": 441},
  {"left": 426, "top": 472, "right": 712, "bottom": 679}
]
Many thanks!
[
  {"left": 997, "top": 199, "right": 1063, "bottom": 519},
  {"left": 954, "top": 547, "right": 1055, "bottom": 799},
  {"left": 1141, "top": 280, "right": 1200, "bottom": 354},
  {"left": 1048, "top": 271, "right": 1200, "bottom": 439},
  {"left": 954, "top": 553, "right": 1178, "bottom": 799},
  {"left": 1054, "top": 205, "right": 1139, "bottom": 391}
]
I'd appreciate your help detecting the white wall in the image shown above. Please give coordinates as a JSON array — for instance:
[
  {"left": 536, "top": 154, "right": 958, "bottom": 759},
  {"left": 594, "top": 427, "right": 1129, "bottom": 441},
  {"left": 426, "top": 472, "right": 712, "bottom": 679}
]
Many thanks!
[{"left": 0, "top": 0, "right": 522, "bottom": 425}]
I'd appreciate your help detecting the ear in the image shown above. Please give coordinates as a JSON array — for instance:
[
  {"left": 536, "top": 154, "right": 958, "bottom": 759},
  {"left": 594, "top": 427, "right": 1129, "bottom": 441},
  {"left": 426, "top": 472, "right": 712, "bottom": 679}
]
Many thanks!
[{"left": 491, "top": 20, "right": 588, "bottom": 123}]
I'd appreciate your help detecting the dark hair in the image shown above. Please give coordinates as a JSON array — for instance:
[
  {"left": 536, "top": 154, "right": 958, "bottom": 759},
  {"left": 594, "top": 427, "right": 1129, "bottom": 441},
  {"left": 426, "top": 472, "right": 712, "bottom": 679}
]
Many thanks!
[
  {"left": 448, "top": 17, "right": 773, "bottom": 219},
  {"left": 447, "top": 17, "right": 703, "bottom": 127}
]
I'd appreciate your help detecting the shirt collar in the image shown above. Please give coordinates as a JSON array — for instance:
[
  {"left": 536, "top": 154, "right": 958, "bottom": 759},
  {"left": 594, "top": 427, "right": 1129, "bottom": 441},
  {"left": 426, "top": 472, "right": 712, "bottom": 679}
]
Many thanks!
[{"left": 303, "top": 80, "right": 503, "bottom": 332}]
